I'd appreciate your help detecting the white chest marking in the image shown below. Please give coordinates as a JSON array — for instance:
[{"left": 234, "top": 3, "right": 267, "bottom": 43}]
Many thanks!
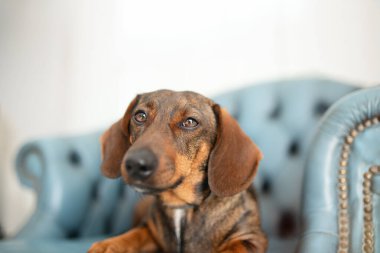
[{"left": 173, "top": 209, "right": 185, "bottom": 242}]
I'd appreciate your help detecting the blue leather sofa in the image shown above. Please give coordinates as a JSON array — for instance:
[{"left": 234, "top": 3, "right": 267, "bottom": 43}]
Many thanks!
[{"left": 0, "top": 79, "right": 378, "bottom": 253}]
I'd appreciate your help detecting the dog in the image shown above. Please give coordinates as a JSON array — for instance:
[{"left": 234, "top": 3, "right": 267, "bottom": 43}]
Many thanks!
[{"left": 88, "top": 90, "right": 267, "bottom": 253}]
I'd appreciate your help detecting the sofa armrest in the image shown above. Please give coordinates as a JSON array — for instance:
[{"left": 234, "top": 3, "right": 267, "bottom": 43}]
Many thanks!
[
  {"left": 14, "top": 131, "right": 140, "bottom": 240},
  {"left": 298, "top": 86, "right": 380, "bottom": 253},
  {"left": 14, "top": 132, "right": 103, "bottom": 239}
]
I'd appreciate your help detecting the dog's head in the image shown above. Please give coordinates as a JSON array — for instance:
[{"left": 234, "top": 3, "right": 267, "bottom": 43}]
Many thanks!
[{"left": 100, "top": 90, "right": 262, "bottom": 205}]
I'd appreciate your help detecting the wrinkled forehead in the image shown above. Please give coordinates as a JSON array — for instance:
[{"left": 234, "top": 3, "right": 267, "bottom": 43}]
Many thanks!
[{"left": 137, "top": 90, "right": 215, "bottom": 112}]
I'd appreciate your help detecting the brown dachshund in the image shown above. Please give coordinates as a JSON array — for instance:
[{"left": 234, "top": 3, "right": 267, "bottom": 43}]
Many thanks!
[{"left": 88, "top": 90, "right": 267, "bottom": 253}]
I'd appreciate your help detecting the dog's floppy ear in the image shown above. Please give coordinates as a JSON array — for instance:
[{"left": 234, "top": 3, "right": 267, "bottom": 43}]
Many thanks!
[
  {"left": 100, "top": 96, "right": 140, "bottom": 178},
  {"left": 208, "top": 105, "right": 263, "bottom": 197}
]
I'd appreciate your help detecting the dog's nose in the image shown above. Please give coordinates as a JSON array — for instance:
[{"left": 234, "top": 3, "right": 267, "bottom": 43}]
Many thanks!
[{"left": 125, "top": 148, "right": 157, "bottom": 180}]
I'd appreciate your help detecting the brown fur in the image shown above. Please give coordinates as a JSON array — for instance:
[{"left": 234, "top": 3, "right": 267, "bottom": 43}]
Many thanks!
[{"left": 88, "top": 90, "right": 267, "bottom": 253}]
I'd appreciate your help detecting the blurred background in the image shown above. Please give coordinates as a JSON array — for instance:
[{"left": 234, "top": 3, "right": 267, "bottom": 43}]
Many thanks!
[{"left": 1, "top": 0, "right": 380, "bottom": 237}]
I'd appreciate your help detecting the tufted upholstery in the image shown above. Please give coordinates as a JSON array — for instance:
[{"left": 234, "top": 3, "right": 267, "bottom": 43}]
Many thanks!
[
  {"left": 298, "top": 86, "right": 380, "bottom": 253},
  {"left": 0, "top": 78, "right": 367, "bottom": 253},
  {"left": 14, "top": 133, "right": 140, "bottom": 239},
  {"left": 213, "top": 79, "right": 357, "bottom": 252}
]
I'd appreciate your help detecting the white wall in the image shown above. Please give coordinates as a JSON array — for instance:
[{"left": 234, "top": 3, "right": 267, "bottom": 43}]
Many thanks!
[{"left": 1, "top": 0, "right": 380, "bottom": 236}]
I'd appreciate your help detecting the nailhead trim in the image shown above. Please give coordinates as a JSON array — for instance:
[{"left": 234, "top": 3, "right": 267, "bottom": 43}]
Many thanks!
[
  {"left": 361, "top": 165, "right": 380, "bottom": 253},
  {"left": 337, "top": 115, "right": 380, "bottom": 253}
]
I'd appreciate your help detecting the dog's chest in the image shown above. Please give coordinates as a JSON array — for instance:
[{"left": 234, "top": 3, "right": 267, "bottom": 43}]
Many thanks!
[
  {"left": 164, "top": 208, "right": 217, "bottom": 253},
  {"left": 182, "top": 210, "right": 218, "bottom": 253},
  {"left": 157, "top": 195, "right": 244, "bottom": 253}
]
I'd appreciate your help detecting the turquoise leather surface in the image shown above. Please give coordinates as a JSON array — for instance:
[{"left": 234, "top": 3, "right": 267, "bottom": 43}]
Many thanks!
[
  {"left": 14, "top": 132, "right": 140, "bottom": 239},
  {"left": 0, "top": 238, "right": 98, "bottom": 253},
  {"left": 213, "top": 79, "right": 357, "bottom": 252},
  {"left": 2, "top": 78, "right": 374, "bottom": 253},
  {"left": 298, "top": 86, "right": 380, "bottom": 253}
]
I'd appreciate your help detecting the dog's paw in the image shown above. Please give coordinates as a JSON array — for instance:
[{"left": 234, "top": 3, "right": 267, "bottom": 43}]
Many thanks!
[{"left": 88, "top": 240, "right": 131, "bottom": 253}]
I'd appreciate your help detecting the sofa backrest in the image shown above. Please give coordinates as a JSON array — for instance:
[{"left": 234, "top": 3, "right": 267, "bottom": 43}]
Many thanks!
[
  {"left": 15, "top": 79, "right": 357, "bottom": 244},
  {"left": 213, "top": 79, "right": 357, "bottom": 239}
]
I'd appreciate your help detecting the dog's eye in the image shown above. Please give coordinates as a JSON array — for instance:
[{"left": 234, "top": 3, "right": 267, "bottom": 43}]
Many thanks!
[
  {"left": 180, "top": 118, "right": 199, "bottom": 129},
  {"left": 134, "top": 111, "right": 147, "bottom": 124}
]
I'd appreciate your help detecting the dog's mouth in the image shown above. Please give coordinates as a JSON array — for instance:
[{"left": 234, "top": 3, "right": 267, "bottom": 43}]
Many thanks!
[{"left": 130, "top": 177, "right": 184, "bottom": 195}]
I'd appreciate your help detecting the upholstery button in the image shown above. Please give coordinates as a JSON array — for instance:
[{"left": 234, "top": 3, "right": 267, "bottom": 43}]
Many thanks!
[
  {"left": 261, "top": 177, "right": 272, "bottom": 194},
  {"left": 66, "top": 229, "right": 79, "bottom": 239},
  {"left": 278, "top": 209, "right": 296, "bottom": 237},
  {"left": 269, "top": 103, "right": 282, "bottom": 119},
  {"left": 288, "top": 140, "right": 299, "bottom": 156},
  {"left": 68, "top": 150, "right": 81, "bottom": 166},
  {"left": 314, "top": 101, "right": 330, "bottom": 116}
]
